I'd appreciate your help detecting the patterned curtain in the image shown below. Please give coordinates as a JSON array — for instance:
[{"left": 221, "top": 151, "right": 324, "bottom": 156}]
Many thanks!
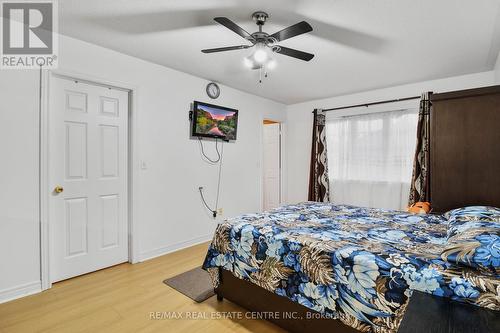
[
  {"left": 408, "top": 92, "right": 432, "bottom": 205},
  {"left": 308, "top": 109, "right": 330, "bottom": 202}
]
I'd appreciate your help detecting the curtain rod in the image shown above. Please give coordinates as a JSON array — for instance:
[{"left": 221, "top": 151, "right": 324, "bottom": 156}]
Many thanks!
[{"left": 318, "top": 95, "right": 421, "bottom": 113}]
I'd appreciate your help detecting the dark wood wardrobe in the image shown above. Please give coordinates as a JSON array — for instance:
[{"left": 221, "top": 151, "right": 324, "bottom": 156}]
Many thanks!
[{"left": 430, "top": 85, "right": 500, "bottom": 213}]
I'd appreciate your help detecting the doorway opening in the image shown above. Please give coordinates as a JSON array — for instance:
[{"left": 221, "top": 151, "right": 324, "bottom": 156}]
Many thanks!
[{"left": 262, "top": 119, "right": 282, "bottom": 211}]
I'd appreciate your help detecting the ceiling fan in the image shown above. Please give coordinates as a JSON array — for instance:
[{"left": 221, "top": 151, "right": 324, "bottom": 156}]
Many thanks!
[{"left": 202, "top": 11, "right": 314, "bottom": 81}]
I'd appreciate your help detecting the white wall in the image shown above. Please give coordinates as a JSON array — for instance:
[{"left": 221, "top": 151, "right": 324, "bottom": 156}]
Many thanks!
[
  {"left": 285, "top": 71, "right": 496, "bottom": 204},
  {"left": 0, "top": 35, "right": 286, "bottom": 302},
  {"left": 0, "top": 70, "right": 41, "bottom": 300},
  {"left": 495, "top": 52, "right": 500, "bottom": 82}
]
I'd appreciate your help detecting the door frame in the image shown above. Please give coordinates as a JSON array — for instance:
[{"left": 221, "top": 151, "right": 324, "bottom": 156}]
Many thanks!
[
  {"left": 260, "top": 118, "right": 285, "bottom": 211},
  {"left": 39, "top": 69, "right": 140, "bottom": 290}
]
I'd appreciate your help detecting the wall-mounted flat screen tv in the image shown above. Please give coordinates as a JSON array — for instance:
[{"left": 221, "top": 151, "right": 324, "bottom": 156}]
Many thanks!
[{"left": 191, "top": 101, "right": 238, "bottom": 140}]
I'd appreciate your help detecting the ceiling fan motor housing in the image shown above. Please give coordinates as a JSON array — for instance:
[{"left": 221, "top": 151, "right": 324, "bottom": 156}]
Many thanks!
[{"left": 252, "top": 11, "right": 269, "bottom": 26}]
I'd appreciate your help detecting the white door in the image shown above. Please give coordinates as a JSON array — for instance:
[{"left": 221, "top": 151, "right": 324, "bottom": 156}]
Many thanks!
[
  {"left": 263, "top": 122, "right": 281, "bottom": 211},
  {"left": 49, "top": 76, "right": 129, "bottom": 282}
]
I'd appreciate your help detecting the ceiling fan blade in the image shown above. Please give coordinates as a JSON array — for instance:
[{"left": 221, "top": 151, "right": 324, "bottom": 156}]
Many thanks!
[
  {"left": 214, "top": 17, "right": 255, "bottom": 42},
  {"left": 274, "top": 46, "right": 314, "bottom": 61},
  {"left": 202, "top": 45, "right": 251, "bottom": 53},
  {"left": 270, "top": 21, "right": 313, "bottom": 42}
]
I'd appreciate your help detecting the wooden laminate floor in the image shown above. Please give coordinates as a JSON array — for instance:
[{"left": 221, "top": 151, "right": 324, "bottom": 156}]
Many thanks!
[{"left": 0, "top": 242, "right": 284, "bottom": 333}]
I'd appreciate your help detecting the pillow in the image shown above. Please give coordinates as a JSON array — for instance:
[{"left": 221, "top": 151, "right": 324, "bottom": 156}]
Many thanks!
[
  {"left": 444, "top": 205, "right": 500, "bottom": 221},
  {"left": 440, "top": 206, "right": 500, "bottom": 273},
  {"left": 445, "top": 206, "right": 500, "bottom": 239}
]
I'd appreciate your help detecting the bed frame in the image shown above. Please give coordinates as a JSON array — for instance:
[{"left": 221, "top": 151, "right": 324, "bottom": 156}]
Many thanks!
[
  {"left": 214, "top": 85, "right": 500, "bottom": 332},
  {"left": 215, "top": 268, "right": 358, "bottom": 333}
]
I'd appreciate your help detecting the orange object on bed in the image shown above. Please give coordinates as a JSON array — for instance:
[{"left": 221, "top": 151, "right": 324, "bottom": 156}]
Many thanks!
[{"left": 408, "top": 201, "right": 431, "bottom": 214}]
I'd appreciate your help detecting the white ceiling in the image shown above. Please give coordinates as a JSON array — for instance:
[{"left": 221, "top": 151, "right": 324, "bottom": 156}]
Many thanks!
[{"left": 59, "top": 0, "right": 500, "bottom": 104}]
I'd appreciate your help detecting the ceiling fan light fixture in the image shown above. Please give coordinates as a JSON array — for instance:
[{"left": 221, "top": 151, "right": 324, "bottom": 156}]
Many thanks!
[
  {"left": 243, "top": 56, "right": 254, "bottom": 68},
  {"left": 252, "top": 43, "right": 268, "bottom": 64},
  {"left": 266, "top": 58, "right": 277, "bottom": 70}
]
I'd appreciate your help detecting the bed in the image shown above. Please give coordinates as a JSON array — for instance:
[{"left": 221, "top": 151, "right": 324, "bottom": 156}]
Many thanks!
[
  {"left": 202, "top": 203, "right": 500, "bottom": 332},
  {"left": 202, "top": 85, "right": 500, "bottom": 332}
]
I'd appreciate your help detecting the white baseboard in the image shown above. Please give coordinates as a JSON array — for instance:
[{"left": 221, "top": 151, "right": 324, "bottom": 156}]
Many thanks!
[
  {"left": 138, "top": 234, "right": 213, "bottom": 262},
  {"left": 0, "top": 281, "right": 41, "bottom": 304}
]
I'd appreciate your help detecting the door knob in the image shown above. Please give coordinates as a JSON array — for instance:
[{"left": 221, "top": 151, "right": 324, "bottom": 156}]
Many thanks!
[{"left": 54, "top": 186, "right": 64, "bottom": 194}]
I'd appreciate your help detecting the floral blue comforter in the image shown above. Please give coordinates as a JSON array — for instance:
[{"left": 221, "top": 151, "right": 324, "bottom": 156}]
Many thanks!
[{"left": 202, "top": 202, "right": 500, "bottom": 332}]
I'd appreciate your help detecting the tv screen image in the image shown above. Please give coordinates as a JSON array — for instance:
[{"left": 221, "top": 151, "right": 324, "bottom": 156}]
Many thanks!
[{"left": 192, "top": 101, "right": 238, "bottom": 140}]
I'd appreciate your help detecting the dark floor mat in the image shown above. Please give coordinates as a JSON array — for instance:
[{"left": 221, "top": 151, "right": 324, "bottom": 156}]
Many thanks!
[{"left": 163, "top": 267, "right": 215, "bottom": 302}]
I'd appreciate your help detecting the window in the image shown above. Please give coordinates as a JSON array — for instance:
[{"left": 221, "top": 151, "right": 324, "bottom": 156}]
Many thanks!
[{"left": 326, "top": 109, "right": 418, "bottom": 210}]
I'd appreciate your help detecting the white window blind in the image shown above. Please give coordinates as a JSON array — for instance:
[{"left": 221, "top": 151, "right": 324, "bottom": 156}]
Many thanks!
[{"left": 325, "top": 108, "right": 418, "bottom": 210}]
